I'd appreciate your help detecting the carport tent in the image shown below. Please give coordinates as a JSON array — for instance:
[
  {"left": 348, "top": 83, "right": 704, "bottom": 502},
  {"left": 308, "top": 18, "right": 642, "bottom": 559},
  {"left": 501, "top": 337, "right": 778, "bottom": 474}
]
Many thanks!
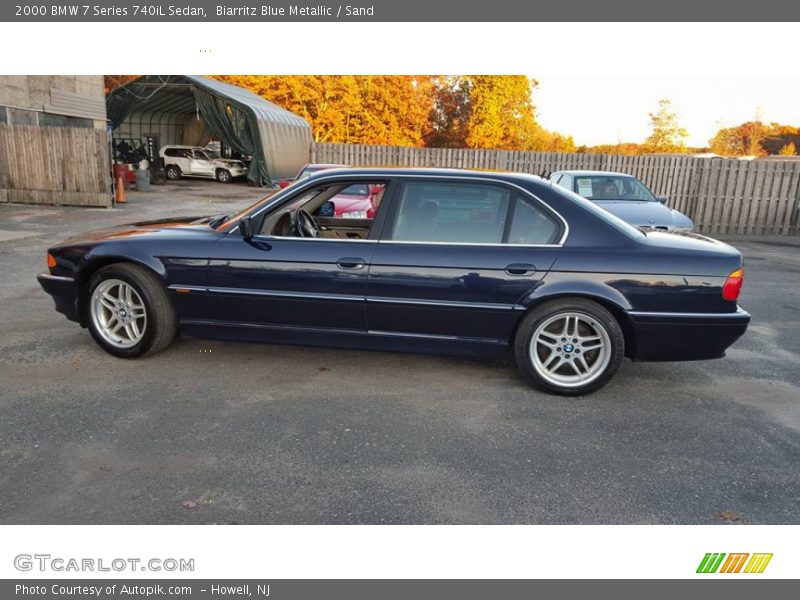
[{"left": 107, "top": 75, "right": 312, "bottom": 185}]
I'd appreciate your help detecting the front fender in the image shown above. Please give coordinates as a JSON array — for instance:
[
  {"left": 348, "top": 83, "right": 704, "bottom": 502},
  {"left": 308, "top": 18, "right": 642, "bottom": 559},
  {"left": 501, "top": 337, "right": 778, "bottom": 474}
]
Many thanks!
[{"left": 78, "top": 244, "right": 168, "bottom": 281}]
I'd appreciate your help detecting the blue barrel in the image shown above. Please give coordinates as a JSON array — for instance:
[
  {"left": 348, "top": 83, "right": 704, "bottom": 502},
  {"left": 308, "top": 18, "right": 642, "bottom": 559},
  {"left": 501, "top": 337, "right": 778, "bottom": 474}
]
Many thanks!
[{"left": 135, "top": 169, "right": 151, "bottom": 191}]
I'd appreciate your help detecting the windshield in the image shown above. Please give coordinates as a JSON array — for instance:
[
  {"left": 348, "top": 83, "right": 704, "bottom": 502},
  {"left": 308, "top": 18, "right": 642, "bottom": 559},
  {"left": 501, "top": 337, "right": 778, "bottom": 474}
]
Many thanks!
[{"left": 574, "top": 175, "right": 657, "bottom": 202}]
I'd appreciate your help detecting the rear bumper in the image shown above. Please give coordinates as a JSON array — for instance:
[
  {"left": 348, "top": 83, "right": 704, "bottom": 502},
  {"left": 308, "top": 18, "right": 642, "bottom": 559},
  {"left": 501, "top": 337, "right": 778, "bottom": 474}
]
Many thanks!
[
  {"left": 37, "top": 273, "right": 80, "bottom": 323},
  {"left": 628, "top": 307, "right": 750, "bottom": 361}
]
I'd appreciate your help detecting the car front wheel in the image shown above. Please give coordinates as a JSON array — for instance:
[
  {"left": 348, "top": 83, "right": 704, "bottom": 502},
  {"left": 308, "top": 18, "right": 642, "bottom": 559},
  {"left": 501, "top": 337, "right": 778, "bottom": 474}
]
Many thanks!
[
  {"left": 165, "top": 165, "right": 181, "bottom": 180},
  {"left": 216, "top": 168, "right": 232, "bottom": 183},
  {"left": 514, "top": 298, "right": 624, "bottom": 395},
  {"left": 86, "top": 263, "right": 177, "bottom": 358}
]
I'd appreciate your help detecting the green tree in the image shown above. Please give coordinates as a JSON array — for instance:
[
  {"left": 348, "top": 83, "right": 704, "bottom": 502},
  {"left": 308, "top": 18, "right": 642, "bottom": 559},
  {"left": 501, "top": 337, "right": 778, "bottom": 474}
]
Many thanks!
[{"left": 642, "top": 99, "right": 689, "bottom": 154}]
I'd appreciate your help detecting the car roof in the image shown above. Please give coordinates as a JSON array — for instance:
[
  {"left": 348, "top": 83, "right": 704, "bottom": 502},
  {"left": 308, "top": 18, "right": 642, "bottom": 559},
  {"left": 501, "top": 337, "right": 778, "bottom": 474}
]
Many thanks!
[
  {"left": 553, "top": 170, "right": 636, "bottom": 178},
  {"left": 304, "top": 166, "right": 546, "bottom": 179},
  {"left": 305, "top": 163, "right": 346, "bottom": 169},
  {"left": 304, "top": 166, "right": 548, "bottom": 187}
]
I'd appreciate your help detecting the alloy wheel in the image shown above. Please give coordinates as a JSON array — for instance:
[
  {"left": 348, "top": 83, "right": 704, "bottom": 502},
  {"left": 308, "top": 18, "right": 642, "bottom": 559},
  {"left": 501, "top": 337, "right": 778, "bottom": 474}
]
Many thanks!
[
  {"left": 90, "top": 278, "right": 147, "bottom": 348},
  {"left": 529, "top": 311, "right": 611, "bottom": 389}
]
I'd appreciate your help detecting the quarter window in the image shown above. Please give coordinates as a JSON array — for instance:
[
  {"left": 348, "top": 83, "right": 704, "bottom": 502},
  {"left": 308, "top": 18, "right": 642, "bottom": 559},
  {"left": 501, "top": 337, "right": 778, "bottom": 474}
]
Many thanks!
[{"left": 507, "top": 196, "right": 561, "bottom": 245}]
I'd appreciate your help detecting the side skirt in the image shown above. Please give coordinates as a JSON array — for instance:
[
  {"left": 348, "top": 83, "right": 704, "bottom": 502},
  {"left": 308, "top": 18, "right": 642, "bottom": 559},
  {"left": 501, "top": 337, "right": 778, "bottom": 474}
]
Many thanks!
[{"left": 178, "top": 319, "right": 510, "bottom": 359}]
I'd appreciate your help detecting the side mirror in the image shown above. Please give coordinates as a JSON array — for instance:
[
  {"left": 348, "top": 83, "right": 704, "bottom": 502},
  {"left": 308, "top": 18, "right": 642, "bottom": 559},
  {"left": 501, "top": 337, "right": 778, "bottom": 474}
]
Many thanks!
[
  {"left": 238, "top": 216, "right": 254, "bottom": 240},
  {"left": 318, "top": 201, "right": 335, "bottom": 218},
  {"left": 656, "top": 195, "right": 668, "bottom": 204}
]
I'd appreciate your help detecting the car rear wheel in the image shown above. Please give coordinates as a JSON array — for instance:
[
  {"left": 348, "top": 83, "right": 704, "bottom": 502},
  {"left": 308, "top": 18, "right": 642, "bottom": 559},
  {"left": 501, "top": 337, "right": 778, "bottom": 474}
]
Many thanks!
[
  {"left": 86, "top": 263, "right": 177, "bottom": 358},
  {"left": 514, "top": 298, "right": 624, "bottom": 395},
  {"left": 216, "top": 168, "right": 232, "bottom": 183},
  {"left": 165, "top": 165, "right": 181, "bottom": 180}
]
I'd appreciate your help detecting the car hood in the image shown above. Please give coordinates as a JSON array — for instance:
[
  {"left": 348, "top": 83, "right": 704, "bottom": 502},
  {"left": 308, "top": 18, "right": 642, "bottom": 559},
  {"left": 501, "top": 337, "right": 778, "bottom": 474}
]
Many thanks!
[
  {"left": 56, "top": 215, "right": 219, "bottom": 246},
  {"left": 214, "top": 159, "right": 244, "bottom": 168},
  {"left": 593, "top": 200, "right": 693, "bottom": 229}
]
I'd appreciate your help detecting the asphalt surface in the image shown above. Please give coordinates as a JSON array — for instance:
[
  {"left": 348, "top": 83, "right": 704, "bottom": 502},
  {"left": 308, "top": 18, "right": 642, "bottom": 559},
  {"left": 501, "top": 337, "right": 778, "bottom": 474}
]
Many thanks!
[{"left": 0, "top": 181, "right": 798, "bottom": 524}]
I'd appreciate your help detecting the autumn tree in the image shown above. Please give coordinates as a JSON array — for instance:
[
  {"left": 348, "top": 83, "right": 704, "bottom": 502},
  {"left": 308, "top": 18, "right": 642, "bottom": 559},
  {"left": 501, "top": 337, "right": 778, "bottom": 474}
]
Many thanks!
[
  {"left": 104, "top": 75, "right": 138, "bottom": 95},
  {"left": 708, "top": 121, "right": 768, "bottom": 156},
  {"left": 706, "top": 120, "right": 800, "bottom": 156},
  {"left": 424, "top": 75, "right": 575, "bottom": 151},
  {"left": 465, "top": 75, "right": 533, "bottom": 149},
  {"left": 210, "top": 75, "right": 433, "bottom": 146},
  {"left": 424, "top": 76, "right": 473, "bottom": 148},
  {"left": 761, "top": 124, "right": 800, "bottom": 155},
  {"left": 641, "top": 99, "right": 689, "bottom": 154},
  {"left": 778, "top": 142, "right": 797, "bottom": 156}
]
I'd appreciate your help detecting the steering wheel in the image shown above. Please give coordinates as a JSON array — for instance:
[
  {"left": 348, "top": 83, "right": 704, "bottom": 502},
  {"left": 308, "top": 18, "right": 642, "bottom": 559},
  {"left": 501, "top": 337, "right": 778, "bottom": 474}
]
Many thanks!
[{"left": 294, "top": 209, "right": 320, "bottom": 238}]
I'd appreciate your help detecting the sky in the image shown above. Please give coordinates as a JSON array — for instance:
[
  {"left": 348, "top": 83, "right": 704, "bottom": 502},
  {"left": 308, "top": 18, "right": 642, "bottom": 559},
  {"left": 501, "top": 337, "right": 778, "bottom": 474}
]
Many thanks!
[{"left": 534, "top": 75, "right": 800, "bottom": 148}]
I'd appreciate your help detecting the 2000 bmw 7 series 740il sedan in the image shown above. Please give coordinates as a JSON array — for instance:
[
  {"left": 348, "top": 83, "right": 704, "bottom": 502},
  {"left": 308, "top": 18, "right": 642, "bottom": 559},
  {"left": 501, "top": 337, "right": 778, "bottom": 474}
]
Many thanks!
[{"left": 38, "top": 168, "right": 750, "bottom": 395}]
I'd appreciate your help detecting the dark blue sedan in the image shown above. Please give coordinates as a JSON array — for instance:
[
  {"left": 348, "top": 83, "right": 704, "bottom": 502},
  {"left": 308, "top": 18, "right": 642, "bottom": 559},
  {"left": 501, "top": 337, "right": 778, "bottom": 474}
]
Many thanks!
[{"left": 38, "top": 168, "right": 749, "bottom": 395}]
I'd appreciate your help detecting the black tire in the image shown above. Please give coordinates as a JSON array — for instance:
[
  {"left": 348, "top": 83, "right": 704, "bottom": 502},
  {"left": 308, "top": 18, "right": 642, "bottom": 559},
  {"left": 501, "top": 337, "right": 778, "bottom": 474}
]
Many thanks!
[
  {"left": 514, "top": 298, "right": 624, "bottom": 396},
  {"left": 165, "top": 165, "right": 181, "bottom": 180},
  {"left": 86, "top": 263, "right": 177, "bottom": 358},
  {"left": 216, "top": 168, "right": 232, "bottom": 183}
]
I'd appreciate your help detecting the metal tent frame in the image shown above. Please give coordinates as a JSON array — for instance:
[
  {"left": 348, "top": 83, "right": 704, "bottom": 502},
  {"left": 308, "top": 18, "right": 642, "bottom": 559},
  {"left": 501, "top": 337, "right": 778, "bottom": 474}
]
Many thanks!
[{"left": 107, "top": 75, "right": 312, "bottom": 185}]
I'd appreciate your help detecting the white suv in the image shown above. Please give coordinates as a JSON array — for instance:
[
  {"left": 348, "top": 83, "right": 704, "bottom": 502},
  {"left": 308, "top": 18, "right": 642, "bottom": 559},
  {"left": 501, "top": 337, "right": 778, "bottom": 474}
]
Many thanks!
[{"left": 159, "top": 145, "right": 247, "bottom": 183}]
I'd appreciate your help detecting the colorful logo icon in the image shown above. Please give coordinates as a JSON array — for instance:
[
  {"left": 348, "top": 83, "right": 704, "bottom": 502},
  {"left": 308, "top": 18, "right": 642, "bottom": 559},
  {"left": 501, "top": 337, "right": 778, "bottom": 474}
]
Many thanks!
[{"left": 696, "top": 553, "right": 773, "bottom": 574}]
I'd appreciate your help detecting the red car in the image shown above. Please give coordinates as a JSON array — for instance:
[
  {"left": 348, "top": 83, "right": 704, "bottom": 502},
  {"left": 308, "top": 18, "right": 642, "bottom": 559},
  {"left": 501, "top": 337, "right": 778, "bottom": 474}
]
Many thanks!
[{"left": 329, "top": 183, "right": 382, "bottom": 219}]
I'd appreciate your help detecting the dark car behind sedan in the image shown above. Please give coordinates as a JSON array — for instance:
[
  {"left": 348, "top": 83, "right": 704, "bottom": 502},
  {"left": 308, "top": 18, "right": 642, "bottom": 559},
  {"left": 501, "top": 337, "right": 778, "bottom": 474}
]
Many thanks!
[{"left": 38, "top": 168, "right": 749, "bottom": 395}]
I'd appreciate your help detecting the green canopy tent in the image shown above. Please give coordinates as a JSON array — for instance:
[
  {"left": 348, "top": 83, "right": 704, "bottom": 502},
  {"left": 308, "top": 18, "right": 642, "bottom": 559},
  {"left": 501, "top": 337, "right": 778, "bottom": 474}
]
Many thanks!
[{"left": 107, "top": 75, "right": 312, "bottom": 185}]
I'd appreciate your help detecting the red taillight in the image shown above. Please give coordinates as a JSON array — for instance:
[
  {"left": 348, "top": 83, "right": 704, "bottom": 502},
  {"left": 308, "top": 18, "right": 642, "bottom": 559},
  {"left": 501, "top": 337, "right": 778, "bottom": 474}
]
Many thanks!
[
  {"left": 47, "top": 253, "right": 57, "bottom": 269},
  {"left": 722, "top": 268, "right": 744, "bottom": 302}
]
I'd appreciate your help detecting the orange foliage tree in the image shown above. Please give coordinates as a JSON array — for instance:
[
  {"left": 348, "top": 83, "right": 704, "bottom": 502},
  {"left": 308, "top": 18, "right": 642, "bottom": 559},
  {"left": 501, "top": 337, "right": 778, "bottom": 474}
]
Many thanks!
[
  {"left": 708, "top": 122, "right": 800, "bottom": 156},
  {"left": 211, "top": 75, "right": 434, "bottom": 146},
  {"left": 463, "top": 75, "right": 575, "bottom": 152},
  {"left": 104, "top": 75, "right": 138, "bottom": 95}
]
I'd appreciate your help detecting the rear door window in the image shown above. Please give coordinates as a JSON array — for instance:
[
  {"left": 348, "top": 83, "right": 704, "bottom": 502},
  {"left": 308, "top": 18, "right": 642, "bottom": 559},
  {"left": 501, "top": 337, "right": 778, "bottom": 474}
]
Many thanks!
[{"left": 387, "top": 182, "right": 512, "bottom": 244}]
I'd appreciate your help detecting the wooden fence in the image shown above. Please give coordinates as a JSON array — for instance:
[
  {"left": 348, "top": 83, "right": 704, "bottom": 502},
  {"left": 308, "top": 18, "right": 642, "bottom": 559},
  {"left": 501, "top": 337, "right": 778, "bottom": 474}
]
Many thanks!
[
  {"left": 0, "top": 124, "right": 112, "bottom": 207},
  {"left": 313, "top": 143, "right": 800, "bottom": 236}
]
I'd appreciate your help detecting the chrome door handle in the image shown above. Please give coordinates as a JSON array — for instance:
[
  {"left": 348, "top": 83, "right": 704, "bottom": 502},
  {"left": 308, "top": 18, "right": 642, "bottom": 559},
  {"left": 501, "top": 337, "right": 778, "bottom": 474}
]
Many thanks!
[
  {"left": 337, "top": 257, "right": 366, "bottom": 270},
  {"left": 505, "top": 263, "right": 536, "bottom": 276}
]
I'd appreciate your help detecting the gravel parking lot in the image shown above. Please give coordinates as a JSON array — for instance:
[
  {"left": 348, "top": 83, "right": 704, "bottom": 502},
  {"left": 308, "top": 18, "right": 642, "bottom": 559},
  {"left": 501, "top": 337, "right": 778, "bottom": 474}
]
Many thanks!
[{"left": 1, "top": 181, "right": 798, "bottom": 524}]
